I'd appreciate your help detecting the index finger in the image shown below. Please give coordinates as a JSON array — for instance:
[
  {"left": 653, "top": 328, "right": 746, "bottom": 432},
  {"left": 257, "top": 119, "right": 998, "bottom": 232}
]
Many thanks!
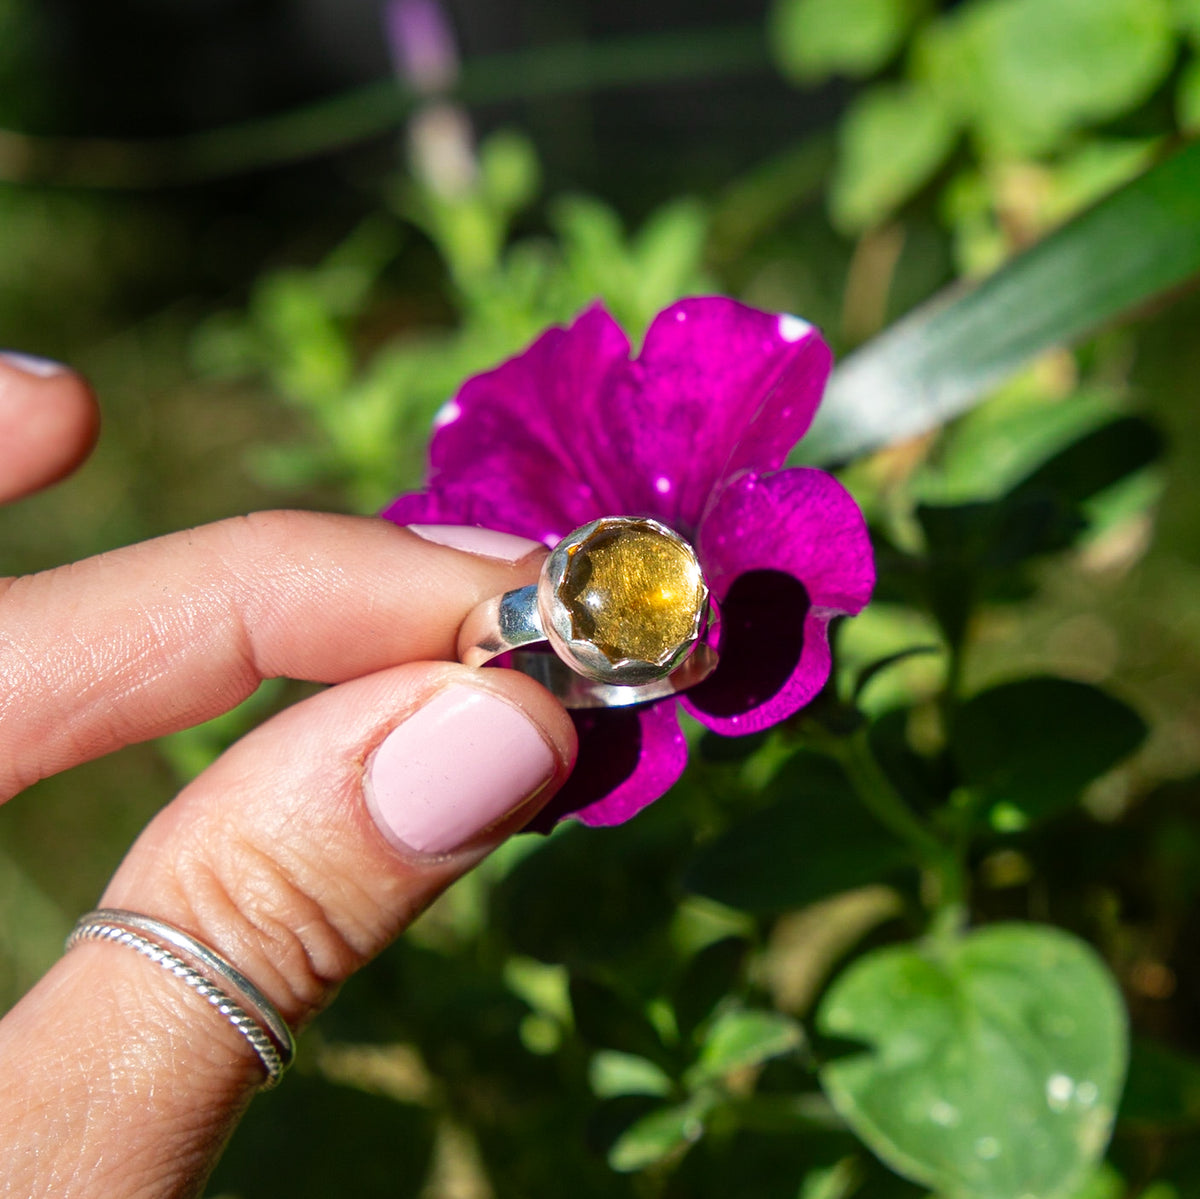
[
  {"left": 0, "top": 511, "right": 545, "bottom": 800},
  {"left": 0, "top": 354, "right": 100, "bottom": 502}
]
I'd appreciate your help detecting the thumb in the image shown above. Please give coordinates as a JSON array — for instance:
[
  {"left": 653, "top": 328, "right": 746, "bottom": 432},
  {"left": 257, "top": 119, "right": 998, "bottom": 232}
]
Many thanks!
[{"left": 0, "top": 662, "right": 574, "bottom": 1197}]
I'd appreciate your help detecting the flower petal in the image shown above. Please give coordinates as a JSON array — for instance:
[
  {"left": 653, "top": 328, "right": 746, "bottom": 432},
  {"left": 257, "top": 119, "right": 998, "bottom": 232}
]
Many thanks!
[
  {"left": 684, "top": 467, "right": 874, "bottom": 734},
  {"left": 381, "top": 453, "right": 587, "bottom": 545},
  {"left": 397, "top": 307, "right": 634, "bottom": 541},
  {"left": 528, "top": 701, "right": 688, "bottom": 829},
  {"left": 587, "top": 298, "right": 832, "bottom": 532}
]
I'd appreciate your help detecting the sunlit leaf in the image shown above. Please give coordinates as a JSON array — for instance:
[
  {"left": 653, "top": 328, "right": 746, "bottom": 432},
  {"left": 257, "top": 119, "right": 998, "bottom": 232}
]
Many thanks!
[
  {"left": 687, "top": 1008, "right": 804, "bottom": 1086},
  {"left": 1171, "top": 0, "right": 1200, "bottom": 44},
  {"left": 1179, "top": 57, "right": 1200, "bottom": 131},
  {"left": 924, "top": 0, "right": 1175, "bottom": 156},
  {"left": 589, "top": 1050, "right": 675, "bottom": 1099},
  {"left": 1067, "top": 1164, "right": 1128, "bottom": 1199},
  {"left": 830, "top": 82, "right": 958, "bottom": 233},
  {"left": 912, "top": 388, "right": 1127, "bottom": 506},
  {"left": 479, "top": 128, "right": 541, "bottom": 215},
  {"left": 818, "top": 923, "right": 1128, "bottom": 1199},
  {"left": 607, "top": 1098, "right": 711, "bottom": 1172},
  {"left": 770, "top": 0, "right": 916, "bottom": 82},
  {"left": 800, "top": 142, "right": 1200, "bottom": 462}
]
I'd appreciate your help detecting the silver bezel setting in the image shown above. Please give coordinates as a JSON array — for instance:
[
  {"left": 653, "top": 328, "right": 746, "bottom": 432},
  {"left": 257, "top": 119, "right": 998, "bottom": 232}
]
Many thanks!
[{"left": 535, "top": 516, "right": 710, "bottom": 686}]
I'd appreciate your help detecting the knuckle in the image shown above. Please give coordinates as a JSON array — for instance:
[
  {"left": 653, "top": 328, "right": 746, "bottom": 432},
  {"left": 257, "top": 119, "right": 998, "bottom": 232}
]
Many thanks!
[{"left": 169, "top": 830, "right": 371, "bottom": 1026}]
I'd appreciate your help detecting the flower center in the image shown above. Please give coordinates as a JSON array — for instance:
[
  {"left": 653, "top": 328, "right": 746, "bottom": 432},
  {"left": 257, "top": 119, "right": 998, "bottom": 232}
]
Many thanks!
[{"left": 556, "top": 521, "right": 707, "bottom": 666}]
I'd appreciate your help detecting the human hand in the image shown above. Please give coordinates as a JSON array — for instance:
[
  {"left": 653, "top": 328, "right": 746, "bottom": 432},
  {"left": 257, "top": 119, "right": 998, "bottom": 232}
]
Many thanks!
[{"left": 0, "top": 353, "right": 576, "bottom": 1198}]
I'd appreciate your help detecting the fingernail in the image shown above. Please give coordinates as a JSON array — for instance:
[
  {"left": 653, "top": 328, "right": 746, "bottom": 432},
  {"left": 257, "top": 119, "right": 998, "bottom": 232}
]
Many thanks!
[
  {"left": 408, "top": 524, "right": 544, "bottom": 562},
  {"left": 0, "top": 351, "right": 66, "bottom": 378},
  {"left": 366, "top": 685, "right": 556, "bottom": 855}
]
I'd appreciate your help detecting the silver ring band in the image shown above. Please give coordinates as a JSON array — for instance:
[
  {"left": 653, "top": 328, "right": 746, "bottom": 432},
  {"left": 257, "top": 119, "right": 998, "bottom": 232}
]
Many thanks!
[
  {"left": 457, "top": 517, "right": 719, "bottom": 708},
  {"left": 457, "top": 585, "right": 718, "bottom": 707},
  {"left": 66, "top": 908, "right": 296, "bottom": 1088}
]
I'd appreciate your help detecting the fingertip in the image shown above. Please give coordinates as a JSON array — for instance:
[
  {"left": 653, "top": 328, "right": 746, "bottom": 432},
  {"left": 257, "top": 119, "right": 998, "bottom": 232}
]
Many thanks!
[
  {"left": 0, "top": 353, "right": 101, "bottom": 502},
  {"left": 362, "top": 666, "right": 578, "bottom": 857}
]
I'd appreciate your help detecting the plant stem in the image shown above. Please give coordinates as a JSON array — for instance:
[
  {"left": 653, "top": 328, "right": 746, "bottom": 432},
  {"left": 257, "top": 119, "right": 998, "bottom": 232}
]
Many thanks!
[
  {"left": 834, "top": 728, "right": 941, "bottom": 861},
  {"left": 832, "top": 728, "right": 969, "bottom": 917}
]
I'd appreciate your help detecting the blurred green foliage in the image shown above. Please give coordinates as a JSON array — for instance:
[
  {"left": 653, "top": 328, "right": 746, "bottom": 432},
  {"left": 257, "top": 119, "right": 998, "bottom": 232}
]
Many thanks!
[
  {"left": 772, "top": 0, "right": 1199, "bottom": 278},
  {"left": 4, "top": 2, "right": 1200, "bottom": 1197}
]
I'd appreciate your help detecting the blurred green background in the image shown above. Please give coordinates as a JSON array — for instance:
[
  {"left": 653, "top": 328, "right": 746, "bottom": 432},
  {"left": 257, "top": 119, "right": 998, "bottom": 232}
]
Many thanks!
[{"left": 3, "top": 1, "right": 1200, "bottom": 1196}]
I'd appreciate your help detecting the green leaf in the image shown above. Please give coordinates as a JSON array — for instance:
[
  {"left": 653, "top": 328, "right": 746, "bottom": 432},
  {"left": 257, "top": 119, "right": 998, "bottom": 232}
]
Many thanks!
[
  {"left": 491, "top": 811, "right": 686, "bottom": 966},
  {"left": 1068, "top": 1164, "right": 1127, "bottom": 1199},
  {"left": 1011, "top": 415, "right": 1162, "bottom": 508},
  {"left": 1171, "top": 0, "right": 1200, "bottom": 43},
  {"left": 672, "top": 936, "right": 750, "bottom": 1039},
  {"left": 607, "top": 1098, "right": 711, "bottom": 1172},
  {"left": 942, "top": 0, "right": 1175, "bottom": 157},
  {"left": 800, "top": 141, "right": 1200, "bottom": 463},
  {"left": 770, "top": 0, "right": 916, "bottom": 82},
  {"left": 684, "top": 752, "right": 912, "bottom": 914},
  {"left": 913, "top": 389, "right": 1131, "bottom": 507},
  {"left": 1119, "top": 1038, "right": 1200, "bottom": 1128},
  {"left": 799, "top": 1158, "right": 863, "bottom": 1199},
  {"left": 818, "top": 923, "right": 1128, "bottom": 1199},
  {"left": 688, "top": 1008, "right": 804, "bottom": 1086},
  {"left": 570, "top": 974, "right": 665, "bottom": 1062},
  {"left": 479, "top": 129, "right": 541, "bottom": 216},
  {"left": 830, "top": 82, "right": 958, "bottom": 233},
  {"left": 1179, "top": 56, "right": 1200, "bottom": 132},
  {"left": 952, "top": 677, "right": 1147, "bottom": 827},
  {"left": 589, "top": 1050, "right": 675, "bottom": 1100},
  {"left": 208, "top": 1070, "right": 437, "bottom": 1196},
  {"left": 914, "top": 495, "right": 1084, "bottom": 644}
]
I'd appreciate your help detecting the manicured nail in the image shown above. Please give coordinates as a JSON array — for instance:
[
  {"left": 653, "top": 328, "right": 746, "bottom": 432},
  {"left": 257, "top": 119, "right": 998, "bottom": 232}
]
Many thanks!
[
  {"left": 366, "top": 685, "right": 557, "bottom": 855},
  {"left": 408, "top": 524, "right": 544, "bottom": 562},
  {"left": 0, "top": 351, "right": 66, "bottom": 378}
]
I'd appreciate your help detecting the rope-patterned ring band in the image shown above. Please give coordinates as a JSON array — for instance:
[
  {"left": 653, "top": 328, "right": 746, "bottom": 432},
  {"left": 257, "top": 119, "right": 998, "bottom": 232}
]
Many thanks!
[{"left": 65, "top": 908, "right": 296, "bottom": 1088}]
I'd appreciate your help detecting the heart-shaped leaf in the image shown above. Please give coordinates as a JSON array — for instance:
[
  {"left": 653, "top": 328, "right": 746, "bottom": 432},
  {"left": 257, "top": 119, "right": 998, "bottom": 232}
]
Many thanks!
[{"left": 817, "top": 923, "right": 1128, "bottom": 1199}]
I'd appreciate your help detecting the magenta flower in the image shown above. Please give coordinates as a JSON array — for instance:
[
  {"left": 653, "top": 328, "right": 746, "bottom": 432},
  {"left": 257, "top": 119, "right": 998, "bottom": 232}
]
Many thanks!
[{"left": 383, "top": 297, "right": 874, "bottom": 827}]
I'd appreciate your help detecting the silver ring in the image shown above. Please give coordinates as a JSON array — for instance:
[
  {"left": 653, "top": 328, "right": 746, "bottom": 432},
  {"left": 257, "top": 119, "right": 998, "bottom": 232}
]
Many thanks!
[
  {"left": 66, "top": 908, "right": 296, "bottom": 1088},
  {"left": 457, "top": 516, "right": 718, "bottom": 708}
]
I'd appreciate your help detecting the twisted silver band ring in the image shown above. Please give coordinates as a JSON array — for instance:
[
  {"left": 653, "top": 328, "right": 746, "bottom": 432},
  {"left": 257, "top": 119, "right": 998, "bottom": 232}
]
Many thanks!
[
  {"left": 65, "top": 908, "right": 296, "bottom": 1088},
  {"left": 457, "top": 515, "right": 719, "bottom": 708}
]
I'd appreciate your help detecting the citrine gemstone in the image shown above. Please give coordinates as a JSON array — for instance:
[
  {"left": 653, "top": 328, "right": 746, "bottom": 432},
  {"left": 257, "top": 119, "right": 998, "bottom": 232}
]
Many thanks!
[{"left": 557, "top": 522, "right": 706, "bottom": 665}]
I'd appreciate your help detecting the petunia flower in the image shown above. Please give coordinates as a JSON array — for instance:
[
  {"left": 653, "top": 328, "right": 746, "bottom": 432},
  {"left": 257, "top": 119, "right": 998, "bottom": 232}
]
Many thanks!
[{"left": 382, "top": 297, "right": 874, "bottom": 827}]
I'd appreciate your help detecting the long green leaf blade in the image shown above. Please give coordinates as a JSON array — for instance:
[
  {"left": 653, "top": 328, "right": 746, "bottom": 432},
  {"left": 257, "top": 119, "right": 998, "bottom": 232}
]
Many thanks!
[{"left": 801, "top": 140, "right": 1200, "bottom": 463}]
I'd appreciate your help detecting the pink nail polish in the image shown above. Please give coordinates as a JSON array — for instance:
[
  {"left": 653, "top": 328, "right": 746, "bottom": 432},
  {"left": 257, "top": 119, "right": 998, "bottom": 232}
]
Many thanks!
[
  {"left": 407, "top": 524, "right": 545, "bottom": 562},
  {"left": 366, "top": 686, "right": 556, "bottom": 855},
  {"left": 0, "top": 351, "right": 66, "bottom": 378}
]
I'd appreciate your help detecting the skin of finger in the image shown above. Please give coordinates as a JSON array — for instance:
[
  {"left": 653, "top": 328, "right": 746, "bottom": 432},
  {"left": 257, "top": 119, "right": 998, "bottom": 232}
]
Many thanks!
[
  {"left": 0, "top": 661, "right": 575, "bottom": 1199},
  {"left": 0, "top": 361, "right": 100, "bottom": 503},
  {"left": 0, "top": 511, "right": 546, "bottom": 801},
  {"left": 0, "top": 951, "right": 258, "bottom": 1199}
]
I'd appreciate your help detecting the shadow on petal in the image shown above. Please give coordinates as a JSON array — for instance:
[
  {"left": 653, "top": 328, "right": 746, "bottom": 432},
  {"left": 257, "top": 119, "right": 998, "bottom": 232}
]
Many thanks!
[
  {"left": 528, "top": 708, "right": 646, "bottom": 831},
  {"left": 529, "top": 700, "right": 688, "bottom": 829},
  {"left": 687, "top": 569, "right": 809, "bottom": 720}
]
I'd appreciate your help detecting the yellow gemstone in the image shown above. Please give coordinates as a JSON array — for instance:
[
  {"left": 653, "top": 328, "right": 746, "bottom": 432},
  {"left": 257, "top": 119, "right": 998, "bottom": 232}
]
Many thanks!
[{"left": 557, "top": 522, "right": 706, "bottom": 665}]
